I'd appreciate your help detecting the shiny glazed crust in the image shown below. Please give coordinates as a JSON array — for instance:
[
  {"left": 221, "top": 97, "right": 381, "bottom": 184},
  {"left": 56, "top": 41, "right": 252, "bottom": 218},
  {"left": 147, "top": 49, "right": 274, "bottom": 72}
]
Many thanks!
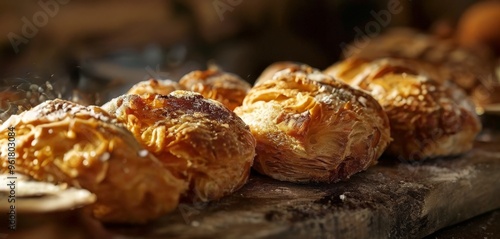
[
  {"left": 102, "top": 91, "right": 256, "bottom": 202},
  {"left": 324, "top": 58, "right": 482, "bottom": 160},
  {"left": 0, "top": 99, "right": 186, "bottom": 223},
  {"left": 179, "top": 69, "right": 251, "bottom": 110},
  {"left": 234, "top": 68, "right": 391, "bottom": 183},
  {"left": 127, "top": 79, "right": 184, "bottom": 95}
]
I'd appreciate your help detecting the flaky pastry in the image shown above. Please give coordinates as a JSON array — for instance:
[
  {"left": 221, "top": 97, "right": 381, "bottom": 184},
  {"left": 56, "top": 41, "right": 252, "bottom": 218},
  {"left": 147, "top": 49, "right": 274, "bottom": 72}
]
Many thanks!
[
  {"left": 324, "top": 58, "right": 482, "bottom": 160},
  {"left": 234, "top": 67, "right": 391, "bottom": 183},
  {"left": 0, "top": 99, "right": 186, "bottom": 223},
  {"left": 343, "top": 28, "right": 497, "bottom": 107},
  {"left": 254, "top": 62, "right": 305, "bottom": 86},
  {"left": 102, "top": 91, "right": 256, "bottom": 202},
  {"left": 179, "top": 69, "right": 251, "bottom": 110},
  {"left": 127, "top": 78, "right": 184, "bottom": 95}
]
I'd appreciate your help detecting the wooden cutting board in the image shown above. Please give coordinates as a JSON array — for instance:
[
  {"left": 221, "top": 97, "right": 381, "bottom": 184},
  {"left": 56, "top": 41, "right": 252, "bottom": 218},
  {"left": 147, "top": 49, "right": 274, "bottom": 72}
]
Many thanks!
[{"left": 2, "top": 118, "right": 500, "bottom": 239}]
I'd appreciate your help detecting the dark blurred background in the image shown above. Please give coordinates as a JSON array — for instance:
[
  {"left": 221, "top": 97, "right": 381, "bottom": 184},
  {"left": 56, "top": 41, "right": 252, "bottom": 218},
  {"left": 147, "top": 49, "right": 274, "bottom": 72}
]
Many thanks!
[{"left": 0, "top": 0, "right": 495, "bottom": 101}]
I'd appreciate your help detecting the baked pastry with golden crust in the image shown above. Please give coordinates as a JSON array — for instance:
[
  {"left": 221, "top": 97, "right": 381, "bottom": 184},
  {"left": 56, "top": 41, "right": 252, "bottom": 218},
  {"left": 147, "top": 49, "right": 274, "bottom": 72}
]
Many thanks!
[
  {"left": 0, "top": 99, "right": 186, "bottom": 223},
  {"left": 234, "top": 68, "right": 391, "bottom": 183},
  {"left": 254, "top": 62, "right": 305, "bottom": 86},
  {"left": 127, "top": 78, "right": 184, "bottom": 95},
  {"left": 102, "top": 91, "right": 256, "bottom": 202},
  {"left": 324, "top": 58, "right": 482, "bottom": 160},
  {"left": 343, "top": 28, "right": 497, "bottom": 108},
  {"left": 179, "top": 69, "right": 251, "bottom": 110}
]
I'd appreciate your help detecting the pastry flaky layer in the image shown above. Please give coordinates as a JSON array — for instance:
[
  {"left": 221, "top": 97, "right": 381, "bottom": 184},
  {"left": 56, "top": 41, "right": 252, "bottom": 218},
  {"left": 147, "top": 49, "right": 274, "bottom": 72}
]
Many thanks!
[
  {"left": 324, "top": 58, "right": 482, "bottom": 160},
  {"left": 102, "top": 91, "right": 256, "bottom": 202},
  {"left": 179, "top": 69, "right": 251, "bottom": 110},
  {"left": 341, "top": 27, "right": 498, "bottom": 108},
  {"left": 254, "top": 61, "right": 304, "bottom": 87},
  {"left": 234, "top": 66, "right": 391, "bottom": 183},
  {"left": 0, "top": 99, "right": 187, "bottom": 223},
  {"left": 127, "top": 78, "right": 184, "bottom": 96}
]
